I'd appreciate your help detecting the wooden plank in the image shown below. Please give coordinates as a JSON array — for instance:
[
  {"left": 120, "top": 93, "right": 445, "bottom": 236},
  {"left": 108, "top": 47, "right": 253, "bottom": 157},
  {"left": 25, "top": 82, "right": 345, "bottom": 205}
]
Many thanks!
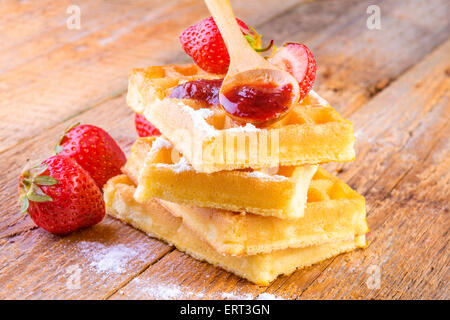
[
  {"left": 0, "top": 0, "right": 304, "bottom": 70},
  {"left": 299, "top": 126, "right": 449, "bottom": 299},
  {"left": 0, "top": 216, "right": 173, "bottom": 299},
  {"left": 0, "top": 0, "right": 302, "bottom": 153},
  {"left": 0, "top": 0, "right": 172, "bottom": 72},
  {"left": 258, "top": 0, "right": 450, "bottom": 116},
  {"left": 110, "top": 250, "right": 267, "bottom": 300},
  {"left": 110, "top": 39, "right": 449, "bottom": 300},
  {"left": 332, "top": 39, "right": 450, "bottom": 197},
  {"left": 0, "top": 0, "right": 63, "bottom": 47}
]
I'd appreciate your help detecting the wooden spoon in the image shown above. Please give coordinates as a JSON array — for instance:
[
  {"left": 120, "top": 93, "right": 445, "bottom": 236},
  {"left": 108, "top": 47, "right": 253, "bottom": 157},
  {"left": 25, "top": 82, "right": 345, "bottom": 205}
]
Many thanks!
[{"left": 204, "top": 0, "right": 300, "bottom": 125}]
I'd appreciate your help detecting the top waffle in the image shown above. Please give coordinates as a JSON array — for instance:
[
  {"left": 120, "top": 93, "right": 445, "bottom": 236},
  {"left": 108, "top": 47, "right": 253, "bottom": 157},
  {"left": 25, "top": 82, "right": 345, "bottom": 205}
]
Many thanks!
[{"left": 127, "top": 64, "right": 355, "bottom": 173}]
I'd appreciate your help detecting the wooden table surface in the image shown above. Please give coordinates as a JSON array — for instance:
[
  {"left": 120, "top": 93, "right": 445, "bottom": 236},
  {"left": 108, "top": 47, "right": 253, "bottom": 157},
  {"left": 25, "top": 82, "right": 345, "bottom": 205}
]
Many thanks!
[{"left": 0, "top": 0, "right": 448, "bottom": 300}]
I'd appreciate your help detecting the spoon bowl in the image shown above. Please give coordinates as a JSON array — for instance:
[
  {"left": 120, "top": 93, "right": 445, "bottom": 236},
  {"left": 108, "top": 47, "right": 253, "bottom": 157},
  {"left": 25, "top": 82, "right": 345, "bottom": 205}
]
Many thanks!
[
  {"left": 205, "top": 0, "right": 299, "bottom": 125},
  {"left": 219, "top": 68, "right": 299, "bottom": 125}
]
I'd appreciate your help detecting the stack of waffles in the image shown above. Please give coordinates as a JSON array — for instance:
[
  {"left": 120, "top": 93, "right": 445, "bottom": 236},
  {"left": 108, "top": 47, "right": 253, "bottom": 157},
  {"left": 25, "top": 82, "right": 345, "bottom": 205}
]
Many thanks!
[{"left": 104, "top": 64, "right": 368, "bottom": 285}]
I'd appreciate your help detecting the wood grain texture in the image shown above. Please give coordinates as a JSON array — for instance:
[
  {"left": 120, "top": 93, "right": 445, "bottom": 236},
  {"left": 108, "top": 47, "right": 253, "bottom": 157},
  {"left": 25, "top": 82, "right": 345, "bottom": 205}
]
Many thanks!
[
  {"left": 0, "top": 217, "right": 173, "bottom": 299},
  {"left": 259, "top": 0, "right": 450, "bottom": 116},
  {"left": 0, "top": 0, "right": 448, "bottom": 299},
  {"left": 300, "top": 127, "right": 449, "bottom": 299}
]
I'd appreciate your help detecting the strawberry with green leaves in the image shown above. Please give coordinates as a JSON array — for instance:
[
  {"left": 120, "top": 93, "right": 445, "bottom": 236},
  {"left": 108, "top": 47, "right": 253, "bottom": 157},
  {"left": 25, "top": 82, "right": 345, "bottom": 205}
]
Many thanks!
[
  {"left": 19, "top": 155, "right": 105, "bottom": 235},
  {"left": 180, "top": 17, "right": 272, "bottom": 74},
  {"left": 55, "top": 123, "right": 126, "bottom": 189}
]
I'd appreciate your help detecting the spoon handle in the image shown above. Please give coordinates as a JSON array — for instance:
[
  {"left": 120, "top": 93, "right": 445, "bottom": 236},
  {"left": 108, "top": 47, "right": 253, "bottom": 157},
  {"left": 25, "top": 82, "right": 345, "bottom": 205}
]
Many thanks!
[{"left": 204, "top": 0, "right": 264, "bottom": 71}]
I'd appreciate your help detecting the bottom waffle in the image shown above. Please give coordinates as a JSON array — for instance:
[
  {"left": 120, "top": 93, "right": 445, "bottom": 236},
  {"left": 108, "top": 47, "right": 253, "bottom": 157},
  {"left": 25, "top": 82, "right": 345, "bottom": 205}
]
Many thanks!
[{"left": 104, "top": 175, "right": 366, "bottom": 285}]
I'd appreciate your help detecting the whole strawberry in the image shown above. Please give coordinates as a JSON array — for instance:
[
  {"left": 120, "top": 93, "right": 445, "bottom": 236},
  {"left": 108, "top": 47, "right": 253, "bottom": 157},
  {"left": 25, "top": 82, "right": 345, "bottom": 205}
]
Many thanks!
[
  {"left": 269, "top": 43, "right": 317, "bottom": 101},
  {"left": 56, "top": 124, "right": 126, "bottom": 189},
  {"left": 135, "top": 113, "right": 161, "bottom": 137},
  {"left": 180, "top": 17, "right": 269, "bottom": 74},
  {"left": 19, "top": 155, "right": 105, "bottom": 235}
]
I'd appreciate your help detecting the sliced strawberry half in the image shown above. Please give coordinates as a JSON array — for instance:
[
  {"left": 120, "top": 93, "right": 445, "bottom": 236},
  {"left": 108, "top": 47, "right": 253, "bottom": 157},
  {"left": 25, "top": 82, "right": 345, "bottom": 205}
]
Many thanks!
[
  {"left": 135, "top": 113, "right": 161, "bottom": 137},
  {"left": 269, "top": 43, "right": 317, "bottom": 101}
]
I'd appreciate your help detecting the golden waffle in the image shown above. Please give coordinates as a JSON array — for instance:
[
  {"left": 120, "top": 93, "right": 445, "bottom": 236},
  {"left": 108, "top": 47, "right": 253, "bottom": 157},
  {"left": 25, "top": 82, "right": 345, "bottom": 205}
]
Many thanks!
[
  {"left": 127, "top": 64, "right": 355, "bottom": 173},
  {"left": 125, "top": 137, "right": 318, "bottom": 219},
  {"left": 124, "top": 140, "right": 368, "bottom": 255},
  {"left": 104, "top": 175, "right": 366, "bottom": 285}
]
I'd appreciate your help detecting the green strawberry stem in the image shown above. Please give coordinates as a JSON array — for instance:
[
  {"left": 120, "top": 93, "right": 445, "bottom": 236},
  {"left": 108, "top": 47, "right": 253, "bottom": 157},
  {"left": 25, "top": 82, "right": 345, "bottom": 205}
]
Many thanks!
[
  {"left": 19, "top": 162, "right": 57, "bottom": 213},
  {"left": 55, "top": 122, "right": 81, "bottom": 154},
  {"left": 244, "top": 26, "right": 274, "bottom": 54},
  {"left": 254, "top": 39, "right": 274, "bottom": 52}
]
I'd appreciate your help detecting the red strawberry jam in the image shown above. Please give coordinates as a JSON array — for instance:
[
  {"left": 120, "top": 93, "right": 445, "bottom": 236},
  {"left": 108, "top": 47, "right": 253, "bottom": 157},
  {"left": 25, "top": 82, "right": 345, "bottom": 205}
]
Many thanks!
[
  {"left": 170, "top": 79, "right": 223, "bottom": 105},
  {"left": 219, "top": 83, "right": 293, "bottom": 123}
]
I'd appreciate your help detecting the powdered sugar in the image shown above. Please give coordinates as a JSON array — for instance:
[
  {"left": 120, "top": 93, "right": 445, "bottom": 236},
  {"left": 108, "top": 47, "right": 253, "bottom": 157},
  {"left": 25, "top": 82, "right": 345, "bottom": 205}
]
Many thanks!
[
  {"left": 143, "top": 284, "right": 183, "bottom": 299},
  {"left": 124, "top": 278, "right": 286, "bottom": 300},
  {"left": 246, "top": 170, "right": 287, "bottom": 181},
  {"left": 179, "top": 102, "right": 216, "bottom": 138},
  {"left": 152, "top": 136, "right": 172, "bottom": 150},
  {"left": 256, "top": 293, "right": 285, "bottom": 300},
  {"left": 196, "top": 108, "right": 215, "bottom": 119},
  {"left": 226, "top": 123, "right": 259, "bottom": 133},
  {"left": 171, "top": 156, "right": 191, "bottom": 173},
  {"left": 308, "top": 90, "right": 329, "bottom": 106},
  {"left": 221, "top": 291, "right": 253, "bottom": 300},
  {"left": 155, "top": 156, "right": 192, "bottom": 173},
  {"left": 127, "top": 279, "right": 206, "bottom": 299},
  {"left": 78, "top": 242, "right": 140, "bottom": 274}
]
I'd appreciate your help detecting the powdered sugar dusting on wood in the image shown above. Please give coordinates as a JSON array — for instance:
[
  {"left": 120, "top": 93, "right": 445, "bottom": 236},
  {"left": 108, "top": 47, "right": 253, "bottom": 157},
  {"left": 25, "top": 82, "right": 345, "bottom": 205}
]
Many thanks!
[
  {"left": 256, "top": 293, "right": 285, "bottom": 300},
  {"left": 120, "top": 278, "right": 284, "bottom": 300},
  {"left": 78, "top": 241, "right": 142, "bottom": 275},
  {"left": 120, "top": 278, "right": 206, "bottom": 299},
  {"left": 220, "top": 291, "right": 253, "bottom": 300}
]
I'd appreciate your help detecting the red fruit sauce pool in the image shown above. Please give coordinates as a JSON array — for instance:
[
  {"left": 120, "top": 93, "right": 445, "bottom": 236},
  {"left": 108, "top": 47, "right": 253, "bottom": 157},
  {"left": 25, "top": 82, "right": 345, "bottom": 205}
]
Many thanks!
[
  {"left": 170, "top": 79, "right": 222, "bottom": 105},
  {"left": 220, "top": 83, "right": 293, "bottom": 123}
]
